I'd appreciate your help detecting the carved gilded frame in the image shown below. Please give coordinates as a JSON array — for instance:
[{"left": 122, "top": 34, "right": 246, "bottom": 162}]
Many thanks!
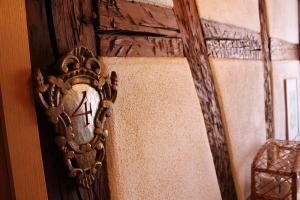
[{"left": 34, "top": 46, "right": 117, "bottom": 188}]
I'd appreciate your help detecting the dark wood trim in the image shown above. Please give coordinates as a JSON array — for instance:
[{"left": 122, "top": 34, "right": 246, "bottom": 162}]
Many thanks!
[
  {"left": 51, "top": 0, "right": 97, "bottom": 56},
  {"left": 98, "top": 34, "right": 184, "bottom": 57},
  {"left": 259, "top": 0, "right": 274, "bottom": 139},
  {"left": 51, "top": 0, "right": 111, "bottom": 199},
  {"left": 173, "top": 0, "right": 238, "bottom": 199},
  {"left": 97, "top": 0, "right": 182, "bottom": 57},
  {"left": 26, "top": 0, "right": 111, "bottom": 199},
  {"left": 97, "top": 0, "right": 180, "bottom": 37},
  {"left": 201, "top": 19, "right": 262, "bottom": 60},
  {"left": 270, "top": 38, "right": 300, "bottom": 61},
  {"left": 0, "top": 0, "right": 48, "bottom": 199}
]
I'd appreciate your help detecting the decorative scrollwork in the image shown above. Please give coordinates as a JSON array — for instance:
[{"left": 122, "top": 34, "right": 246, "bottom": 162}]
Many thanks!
[{"left": 34, "top": 46, "right": 118, "bottom": 188}]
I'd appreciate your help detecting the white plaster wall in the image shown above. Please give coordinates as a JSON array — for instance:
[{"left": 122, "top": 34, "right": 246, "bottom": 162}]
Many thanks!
[
  {"left": 103, "top": 57, "right": 222, "bottom": 200},
  {"left": 266, "top": 0, "right": 299, "bottom": 43},
  {"left": 272, "top": 61, "right": 300, "bottom": 140},
  {"left": 131, "top": 0, "right": 173, "bottom": 7},
  {"left": 210, "top": 58, "right": 266, "bottom": 199},
  {"left": 196, "top": 0, "right": 260, "bottom": 32}
]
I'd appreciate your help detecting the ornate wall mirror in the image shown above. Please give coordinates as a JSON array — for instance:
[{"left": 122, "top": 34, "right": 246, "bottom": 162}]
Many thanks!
[{"left": 34, "top": 46, "right": 117, "bottom": 188}]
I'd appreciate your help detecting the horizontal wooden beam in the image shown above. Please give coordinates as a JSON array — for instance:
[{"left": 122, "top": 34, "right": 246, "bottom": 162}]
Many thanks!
[
  {"left": 270, "top": 38, "right": 299, "bottom": 61},
  {"left": 98, "top": 34, "right": 184, "bottom": 57},
  {"left": 201, "top": 19, "right": 262, "bottom": 60},
  {"left": 51, "top": 0, "right": 97, "bottom": 56},
  {"left": 97, "top": 0, "right": 180, "bottom": 37}
]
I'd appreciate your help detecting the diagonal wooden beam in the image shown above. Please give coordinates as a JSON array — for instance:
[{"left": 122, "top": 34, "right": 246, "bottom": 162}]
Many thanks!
[
  {"left": 172, "top": 0, "right": 238, "bottom": 199},
  {"left": 258, "top": 0, "right": 274, "bottom": 139}
]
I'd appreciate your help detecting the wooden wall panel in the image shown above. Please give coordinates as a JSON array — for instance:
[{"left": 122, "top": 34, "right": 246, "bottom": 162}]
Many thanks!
[
  {"left": 0, "top": 0, "right": 48, "bottom": 199},
  {"left": 173, "top": 0, "right": 238, "bottom": 199}
]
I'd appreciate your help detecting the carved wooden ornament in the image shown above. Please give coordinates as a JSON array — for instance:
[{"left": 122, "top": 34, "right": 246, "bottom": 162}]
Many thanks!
[{"left": 34, "top": 46, "right": 118, "bottom": 188}]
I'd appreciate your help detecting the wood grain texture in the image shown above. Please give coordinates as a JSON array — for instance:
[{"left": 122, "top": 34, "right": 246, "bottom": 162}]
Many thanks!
[
  {"left": 0, "top": 0, "right": 48, "bottom": 199},
  {"left": 51, "top": 0, "right": 97, "bottom": 56},
  {"left": 26, "top": 0, "right": 111, "bottom": 199},
  {"left": 97, "top": 0, "right": 179, "bottom": 37},
  {"left": 99, "top": 34, "right": 184, "bottom": 56},
  {"left": 201, "top": 19, "right": 262, "bottom": 60},
  {"left": 173, "top": 1, "right": 238, "bottom": 199},
  {"left": 259, "top": 0, "right": 274, "bottom": 139},
  {"left": 270, "top": 38, "right": 300, "bottom": 61},
  {"left": 0, "top": 91, "right": 12, "bottom": 200},
  {"left": 26, "top": 0, "right": 55, "bottom": 72}
]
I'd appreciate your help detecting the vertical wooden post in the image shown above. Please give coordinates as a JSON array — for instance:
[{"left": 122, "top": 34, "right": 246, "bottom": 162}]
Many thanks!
[
  {"left": 259, "top": 0, "right": 274, "bottom": 139},
  {"left": 173, "top": 0, "right": 238, "bottom": 199},
  {"left": 0, "top": 0, "right": 48, "bottom": 199},
  {"left": 26, "top": 0, "right": 111, "bottom": 199}
]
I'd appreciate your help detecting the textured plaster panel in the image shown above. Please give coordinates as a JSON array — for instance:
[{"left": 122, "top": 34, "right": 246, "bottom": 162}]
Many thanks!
[
  {"left": 266, "top": 0, "right": 299, "bottom": 43},
  {"left": 103, "top": 57, "right": 222, "bottom": 200},
  {"left": 196, "top": 0, "right": 260, "bottom": 32},
  {"left": 272, "top": 61, "right": 300, "bottom": 140},
  {"left": 210, "top": 58, "right": 266, "bottom": 199},
  {"left": 131, "top": 0, "right": 173, "bottom": 8}
]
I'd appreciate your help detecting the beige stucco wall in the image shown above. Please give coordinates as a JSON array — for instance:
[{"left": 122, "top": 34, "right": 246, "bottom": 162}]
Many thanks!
[
  {"left": 272, "top": 61, "right": 300, "bottom": 140},
  {"left": 197, "top": 1, "right": 266, "bottom": 199},
  {"left": 266, "top": 0, "right": 300, "bottom": 140},
  {"left": 210, "top": 59, "right": 266, "bottom": 199},
  {"left": 266, "top": 0, "right": 299, "bottom": 43},
  {"left": 196, "top": 0, "right": 260, "bottom": 32},
  {"left": 103, "top": 57, "right": 222, "bottom": 200}
]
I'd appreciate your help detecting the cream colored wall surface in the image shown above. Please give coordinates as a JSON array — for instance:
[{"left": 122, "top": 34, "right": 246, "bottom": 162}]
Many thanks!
[
  {"left": 196, "top": 0, "right": 260, "bottom": 32},
  {"left": 103, "top": 57, "right": 222, "bottom": 200},
  {"left": 210, "top": 58, "right": 266, "bottom": 199},
  {"left": 266, "top": 0, "right": 299, "bottom": 43},
  {"left": 272, "top": 61, "right": 300, "bottom": 140},
  {"left": 131, "top": 0, "right": 173, "bottom": 7}
]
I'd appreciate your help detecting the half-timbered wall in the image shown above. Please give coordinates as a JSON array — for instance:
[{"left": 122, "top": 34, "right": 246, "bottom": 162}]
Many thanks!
[
  {"left": 267, "top": 0, "right": 300, "bottom": 140},
  {"left": 99, "top": 1, "right": 222, "bottom": 199},
  {"left": 20, "top": 0, "right": 300, "bottom": 199},
  {"left": 104, "top": 57, "right": 221, "bottom": 200},
  {"left": 197, "top": 0, "right": 266, "bottom": 199}
]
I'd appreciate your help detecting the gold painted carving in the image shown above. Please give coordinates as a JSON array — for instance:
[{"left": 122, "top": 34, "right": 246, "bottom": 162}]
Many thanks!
[{"left": 34, "top": 46, "right": 118, "bottom": 188}]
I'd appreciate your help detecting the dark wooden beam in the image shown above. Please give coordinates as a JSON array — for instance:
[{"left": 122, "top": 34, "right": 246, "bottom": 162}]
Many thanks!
[
  {"left": 97, "top": 0, "right": 182, "bottom": 57},
  {"left": 51, "top": 0, "right": 111, "bottom": 199},
  {"left": 201, "top": 19, "right": 262, "bottom": 60},
  {"left": 26, "top": 0, "right": 111, "bottom": 199},
  {"left": 270, "top": 38, "right": 300, "bottom": 61},
  {"left": 51, "top": 0, "right": 97, "bottom": 56},
  {"left": 99, "top": 34, "right": 184, "bottom": 57},
  {"left": 259, "top": 0, "right": 274, "bottom": 139},
  {"left": 173, "top": 0, "right": 238, "bottom": 199},
  {"left": 97, "top": 0, "right": 180, "bottom": 37}
]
